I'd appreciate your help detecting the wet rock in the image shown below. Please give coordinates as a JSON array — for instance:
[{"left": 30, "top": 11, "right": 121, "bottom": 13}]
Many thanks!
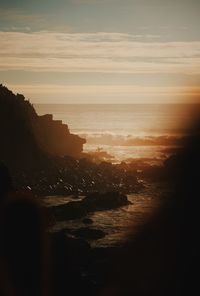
[
  {"left": 48, "top": 191, "right": 130, "bottom": 221},
  {"left": 82, "top": 218, "right": 93, "bottom": 225},
  {"left": 51, "top": 230, "right": 91, "bottom": 268},
  {"left": 49, "top": 201, "right": 86, "bottom": 221},
  {"left": 82, "top": 191, "right": 130, "bottom": 211},
  {"left": 72, "top": 227, "right": 106, "bottom": 240}
]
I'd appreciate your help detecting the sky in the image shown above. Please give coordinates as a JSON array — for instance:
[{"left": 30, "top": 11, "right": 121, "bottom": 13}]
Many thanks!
[{"left": 0, "top": 0, "right": 200, "bottom": 104}]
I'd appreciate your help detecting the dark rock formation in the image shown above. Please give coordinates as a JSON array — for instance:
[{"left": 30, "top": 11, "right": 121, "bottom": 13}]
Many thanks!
[
  {"left": 33, "top": 114, "right": 85, "bottom": 157},
  {"left": 50, "top": 230, "right": 93, "bottom": 296},
  {"left": 0, "top": 85, "right": 144, "bottom": 196},
  {"left": 0, "top": 85, "right": 85, "bottom": 171},
  {"left": 49, "top": 200, "right": 86, "bottom": 221},
  {"left": 0, "top": 162, "right": 13, "bottom": 199},
  {"left": 50, "top": 229, "right": 116, "bottom": 296},
  {"left": 5, "top": 153, "right": 143, "bottom": 196},
  {"left": 49, "top": 191, "right": 130, "bottom": 221},
  {"left": 82, "top": 218, "right": 93, "bottom": 225},
  {"left": 51, "top": 230, "right": 91, "bottom": 257},
  {"left": 72, "top": 227, "right": 106, "bottom": 240},
  {"left": 0, "top": 85, "right": 42, "bottom": 170},
  {"left": 82, "top": 191, "right": 131, "bottom": 211}
]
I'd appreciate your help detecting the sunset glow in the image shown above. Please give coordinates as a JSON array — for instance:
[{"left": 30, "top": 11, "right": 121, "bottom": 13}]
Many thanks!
[
  {"left": 1, "top": 3, "right": 200, "bottom": 294},
  {"left": 0, "top": 0, "right": 200, "bottom": 103}
]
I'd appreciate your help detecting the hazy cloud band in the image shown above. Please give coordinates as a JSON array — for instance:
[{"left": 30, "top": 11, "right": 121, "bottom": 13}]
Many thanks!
[{"left": 0, "top": 31, "right": 200, "bottom": 74}]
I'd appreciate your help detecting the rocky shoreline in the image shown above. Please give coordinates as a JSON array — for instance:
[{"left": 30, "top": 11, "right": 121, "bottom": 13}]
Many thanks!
[
  {"left": 0, "top": 85, "right": 182, "bottom": 295},
  {"left": 12, "top": 156, "right": 147, "bottom": 196},
  {"left": 50, "top": 228, "right": 121, "bottom": 295},
  {"left": 48, "top": 191, "right": 131, "bottom": 221},
  {"left": 47, "top": 191, "right": 132, "bottom": 295}
]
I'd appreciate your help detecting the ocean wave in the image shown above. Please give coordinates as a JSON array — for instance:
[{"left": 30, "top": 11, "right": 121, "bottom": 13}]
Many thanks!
[{"left": 78, "top": 133, "right": 185, "bottom": 147}]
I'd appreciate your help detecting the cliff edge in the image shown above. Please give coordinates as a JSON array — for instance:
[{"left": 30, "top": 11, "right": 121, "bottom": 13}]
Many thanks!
[{"left": 0, "top": 85, "right": 86, "bottom": 169}]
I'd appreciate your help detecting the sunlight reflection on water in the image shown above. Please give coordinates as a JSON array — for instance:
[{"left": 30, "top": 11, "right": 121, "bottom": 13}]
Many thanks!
[{"left": 35, "top": 103, "right": 193, "bottom": 162}]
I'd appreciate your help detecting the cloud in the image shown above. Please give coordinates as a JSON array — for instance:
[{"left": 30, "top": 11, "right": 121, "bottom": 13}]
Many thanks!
[
  {"left": 0, "top": 8, "right": 43, "bottom": 24},
  {"left": 7, "top": 83, "right": 200, "bottom": 100},
  {"left": 0, "top": 31, "right": 200, "bottom": 74}
]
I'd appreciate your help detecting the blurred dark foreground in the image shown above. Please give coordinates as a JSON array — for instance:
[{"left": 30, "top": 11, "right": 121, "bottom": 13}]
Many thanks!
[{"left": 0, "top": 119, "right": 200, "bottom": 296}]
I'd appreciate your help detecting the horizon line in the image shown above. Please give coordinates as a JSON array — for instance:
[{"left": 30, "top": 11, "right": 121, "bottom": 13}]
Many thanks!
[{"left": 33, "top": 102, "right": 200, "bottom": 105}]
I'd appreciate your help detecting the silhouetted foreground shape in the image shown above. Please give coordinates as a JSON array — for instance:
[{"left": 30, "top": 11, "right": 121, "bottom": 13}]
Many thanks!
[
  {"left": 0, "top": 162, "right": 13, "bottom": 200},
  {"left": 0, "top": 164, "right": 49, "bottom": 296},
  {"left": 0, "top": 85, "right": 145, "bottom": 196},
  {"left": 100, "top": 120, "right": 200, "bottom": 296},
  {"left": 2, "top": 84, "right": 200, "bottom": 296},
  {"left": 0, "top": 84, "right": 85, "bottom": 171},
  {"left": 49, "top": 191, "right": 130, "bottom": 221},
  {"left": 0, "top": 197, "right": 49, "bottom": 296}
]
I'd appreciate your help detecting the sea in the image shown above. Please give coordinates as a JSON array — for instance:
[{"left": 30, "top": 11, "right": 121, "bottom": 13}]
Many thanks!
[
  {"left": 35, "top": 104, "right": 198, "bottom": 163},
  {"left": 35, "top": 104, "right": 199, "bottom": 247},
  {"left": 42, "top": 182, "right": 169, "bottom": 248}
]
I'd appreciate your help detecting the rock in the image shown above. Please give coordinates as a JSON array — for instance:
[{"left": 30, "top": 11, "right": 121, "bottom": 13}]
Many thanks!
[
  {"left": 48, "top": 191, "right": 130, "bottom": 222},
  {"left": 51, "top": 230, "right": 91, "bottom": 266},
  {"left": 72, "top": 227, "right": 106, "bottom": 240},
  {"left": 49, "top": 201, "right": 86, "bottom": 221},
  {"left": 0, "top": 85, "right": 85, "bottom": 174},
  {"left": 82, "top": 191, "right": 130, "bottom": 211},
  {"left": 51, "top": 229, "right": 91, "bottom": 257},
  {"left": 82, "top": 218, "right": 93, "bottom": 225}
]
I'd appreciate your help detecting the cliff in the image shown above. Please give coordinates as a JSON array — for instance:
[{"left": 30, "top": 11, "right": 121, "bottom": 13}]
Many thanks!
[
  {"left": 33, "top": 114, "right": 85, "bottom": 157},
  {"left": 0, "top": 85, "right": 85, "bottom": 169}
]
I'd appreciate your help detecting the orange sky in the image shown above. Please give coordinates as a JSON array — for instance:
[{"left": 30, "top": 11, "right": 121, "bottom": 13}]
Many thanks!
[{"left": 0, "top": 0, "right": 200, "bottom": 103}]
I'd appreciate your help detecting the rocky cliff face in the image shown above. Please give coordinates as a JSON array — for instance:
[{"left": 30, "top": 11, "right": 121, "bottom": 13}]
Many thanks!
[
  {"left": 33, "top": 114, "right": 85, "bottom": 157},
  {"left": 0, "top": 85, "right": 85, "bottom": 169}
]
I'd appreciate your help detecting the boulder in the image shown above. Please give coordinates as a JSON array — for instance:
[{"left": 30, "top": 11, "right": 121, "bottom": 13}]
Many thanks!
[
  {"left": 82, "top": 218, "right": 93, "bottom": 225},
  {"left": 48, "top": 191, "right": 130, "bottom": 221},
  {"left": 49, "top": 201, "right": 86, "bottom": 221},
  {"left": 72, "top": 227, "right": 106, "bottom": 240},
  {"left": 82, "top": 191, "right": 130, "bottom": 211}
]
